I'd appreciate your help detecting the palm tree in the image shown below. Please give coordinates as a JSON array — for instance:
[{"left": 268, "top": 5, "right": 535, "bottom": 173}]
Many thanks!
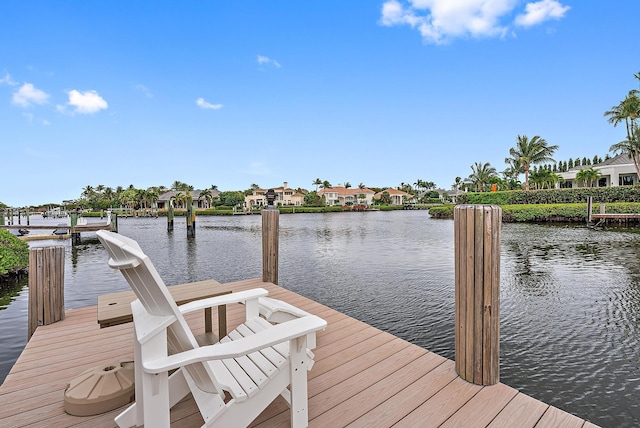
[
  {"left": 82, "top": 185, "right": 94, "bottom": 200},
  {"left": 199, "top": 188, "right": 212, "bottom": 208},
  {"left": 358, "top": 182, "right": 366, "bottom": 190},
  {"left": 344, "top": 182, "right": 352, "bottom": 189},
  {"left": 452, "top": 177, "right": 462, "bottom": 190},
  {"left": 606, "top": 91, "right": 640, "bottom": 176},
  {"left": 313, "top": 178, "right": 322, "bottom": 191},
  {"left": 576, "top": 167, "right": 602, "bottom": 188},
  {"left": 465, "top": 162, "right": 498, "bottom": 192},
  {"left": 321, "top": 180, "right": 331, "bottom": 189},
  {"left": 505, "top": 135, "right": 558, "bottom": 191}
]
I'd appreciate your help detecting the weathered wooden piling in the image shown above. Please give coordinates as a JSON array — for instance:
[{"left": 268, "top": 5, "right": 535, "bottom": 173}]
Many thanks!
[
  {"left": 167, "top": 203, "right": 174, "bottom": 231},
  {"left": 587, "top": 196, "right": 593, "bottom": 226},
  {"left": 70, "top": 211, "right": 80, "bottom": 245},
  {"left": 0, "top": 209, "right": 4, "bottom": 226},
  {"left": 262, "top": 206, "right": 279, "bottom": 284},
  {"left": 28, "top": 246, "right": 65, "bottom": 340},
  {"left": 454, "top": 204, "right": 501, "bottom": 385},
  {"left": 111, "top": 212, "right": 118, "bottom": 232},
  {"left": 186, "top": 204, "right": 196, "bottom": 237}
]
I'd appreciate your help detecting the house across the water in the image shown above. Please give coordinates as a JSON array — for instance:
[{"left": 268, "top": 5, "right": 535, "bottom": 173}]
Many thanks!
[{"left": 557, "top": 154, "right": 638, "bottom": 188}]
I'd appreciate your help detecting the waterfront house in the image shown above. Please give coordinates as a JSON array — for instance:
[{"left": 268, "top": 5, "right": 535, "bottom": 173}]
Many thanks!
[
  {"left": 557, "top": 153, "right": 638, "bottom": 188},
  {"left": 157, "top": 189, "right": 221, "bottom": 210},
  {"left": 317, "top": 186, "right": 376, "bottom": 207},
  {"left": 244, "top": 182, "right": 305, "bottom": 208},
  {"left": 373, "top": 188, "right": 416, "bottom": 205}
]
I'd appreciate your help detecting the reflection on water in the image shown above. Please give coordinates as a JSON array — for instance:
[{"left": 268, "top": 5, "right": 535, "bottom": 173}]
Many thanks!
[{"left": 0, "top": 212, "right": 639, "bottom": 426}]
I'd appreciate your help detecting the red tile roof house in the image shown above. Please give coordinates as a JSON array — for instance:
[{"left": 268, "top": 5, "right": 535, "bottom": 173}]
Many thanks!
[{"left": 318, "top": 186, "right": 376, "bottom": 207}]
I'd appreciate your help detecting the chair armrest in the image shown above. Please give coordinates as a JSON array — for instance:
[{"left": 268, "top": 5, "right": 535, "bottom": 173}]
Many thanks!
[
  {"left": 143, "top": 315, "right": 327, "bottom": 374},
  {"left": 178, "top": 288, "right": 268, "bottom": 315},
  {"left": 259, "top": 296, "right": 318, "bottom": 349},
  {"left": 131, "top": 300, "right": 178, "bottom": 345},
  {"left": 258, "top": 296, "right": 312, "bottom": 323}
]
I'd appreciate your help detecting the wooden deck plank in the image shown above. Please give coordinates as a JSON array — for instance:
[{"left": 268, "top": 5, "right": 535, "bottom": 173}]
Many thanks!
[
  {"left": 440, "top": 383, "right": 519, "bottom": 427},
  {"left": 391, "top": 368, "right": 484, "bottom": 426},
  {"left": 536, "top": 406, "right": 587, "bottom": 428},
  {"left": 347, "top": 361, "right": 459, "bottom": 428},
  {"left": 487, "top": 392, "right": 549, "bottom": 428},
  {"left": 311, "top": 352, "right": 446, "bottom": 426},
  {"left": 0, "top": 278, "right": 598, "bottom": 428}
]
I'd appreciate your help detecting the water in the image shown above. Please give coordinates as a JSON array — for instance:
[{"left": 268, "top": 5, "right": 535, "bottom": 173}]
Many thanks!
[{"left": 0, "top": 211, "right": 639, "bottom": 427}]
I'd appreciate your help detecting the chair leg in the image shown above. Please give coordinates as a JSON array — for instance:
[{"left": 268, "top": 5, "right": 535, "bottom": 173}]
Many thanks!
[{"left": 289, "top": 336, "right": 309, "bottom": 427}]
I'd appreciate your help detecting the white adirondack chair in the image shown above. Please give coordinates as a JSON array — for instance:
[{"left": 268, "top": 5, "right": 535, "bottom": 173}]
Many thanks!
[{"left": 96, "top": 230, "right": 327, "bottom": 428}]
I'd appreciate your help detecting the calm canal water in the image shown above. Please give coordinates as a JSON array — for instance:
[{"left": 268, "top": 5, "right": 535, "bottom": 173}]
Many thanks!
[{"left": 0, "top": 211, "right": 638, "bottom": 427}]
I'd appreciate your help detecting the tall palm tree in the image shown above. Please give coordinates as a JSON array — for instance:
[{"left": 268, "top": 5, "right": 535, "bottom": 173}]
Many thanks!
[
  {"left": 199, "top": 188, "right": 212, "bottom": 208},
  {"left": 344, "top": 182, "right": 352, "bottom": 189},
  {"left": 505, "top": 135, "right": 558, "bottom": 191},
  {"left": 321, "top": 180, "right": 331, "bottom": 189},
  {"left": 313, "top": 178, "right": 322, "bottom": 191},
  {"left": 465, "top": 162, "right": 498, "bottom": 192},
  {"left": 358, "top": 182, "right": 366, "bottom": 190},
  {"left": 605, "top": 91, "right": 640, "bottom": 176}
]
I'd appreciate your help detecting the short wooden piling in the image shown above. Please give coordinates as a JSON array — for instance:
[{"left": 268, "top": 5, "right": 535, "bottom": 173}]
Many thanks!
[
  {"left": 28, "top": 246, "right": 65, "bottom": 340},
  {"left": 454, "top": 204, "right": 501, "bottom": 385},
  {"left": 262, "top": 207, "right": 279, "bottom": 284}
]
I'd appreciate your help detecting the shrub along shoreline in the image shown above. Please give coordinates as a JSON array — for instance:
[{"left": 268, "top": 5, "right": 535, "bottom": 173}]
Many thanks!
[
  {"left": 0, "top": 230, "right": 29, "bottom": 278},
  {"left": 429, "top": 185, "right": 640, "bottom": 223}
]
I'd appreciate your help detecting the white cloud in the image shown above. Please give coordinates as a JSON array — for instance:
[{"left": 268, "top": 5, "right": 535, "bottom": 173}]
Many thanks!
[
  {"left": 380, "top": 0, "right": 569, "bottom": 44},
  {"left": 515, "top": 0, "right": 570, "bottom": 27},
  {"left": 257, "top": 55, "right": 281, "bottom": 69},
  {"left": 134, "top": 83, "right": 153, "bottom": 98},
  {"left": 12, "top": 83, "right": 49, "bottom": 107},
  {"left": 196, "top": 97, "right": 223, "bottom": 110},
  {"left": 66, "top": 89, "right": 108, "bottom": 114},
  {"left": 0, "top": 73, "right": 17, "bottom": 86}
]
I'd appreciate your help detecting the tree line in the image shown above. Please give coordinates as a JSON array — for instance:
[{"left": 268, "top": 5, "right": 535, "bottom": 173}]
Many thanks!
[{"left": 460, "top": 71, "right": 640, "bottom": 193}]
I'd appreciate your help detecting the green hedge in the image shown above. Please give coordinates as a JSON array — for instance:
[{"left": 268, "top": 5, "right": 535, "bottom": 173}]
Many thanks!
[
  {"left": 429, "top": 202, "right": 640, "bottom": 222},
  {"left": 428, "top": 205, "right": 455, "bottom": 218},
  {"left": 457, "top": 185, "right": 640, "bottom": 205},
  {"left": 0, "top": 229, "right": 29, "bottom": 276}
]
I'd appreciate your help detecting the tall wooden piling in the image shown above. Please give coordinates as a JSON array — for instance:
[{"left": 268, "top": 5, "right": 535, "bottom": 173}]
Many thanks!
[
  {"left": 186, "top": 204, "right": 195, "bottom": 237},
  {"left": 454, "top": 204, "right": 501, "bottom": 385},
  {"left": 111, "top": 212, "right": 118, "bottom": 232},
  {"left": 70, "top": 211, "right": 80, "bottom": 245},
  {"left": 0, "top": 209, "right": 4, "bottom": 226},
  {"left": 167, "top": 203, "right": 174, "bottom": 231},
  {"left": 191, "top": 204, "right": 197, "bottom": 235},
  {"left": 262, "top": 207, "right": 279, "bottom": 284},
  {"left": 587, "top": 196, "right": 593, "bottom": 226},
  {"left": 28, "top": 246, "right": 65, "bottom": 340}
]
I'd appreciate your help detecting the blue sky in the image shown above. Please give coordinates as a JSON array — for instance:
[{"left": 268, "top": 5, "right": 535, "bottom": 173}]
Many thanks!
[{"left": 1, "top": 1, "right": 639, "bottom": 207}]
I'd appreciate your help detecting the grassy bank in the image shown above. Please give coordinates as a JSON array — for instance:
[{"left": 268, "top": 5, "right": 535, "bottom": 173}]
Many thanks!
[{"left": 428, "top": 202, "right": 640, "bottom": 223}]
